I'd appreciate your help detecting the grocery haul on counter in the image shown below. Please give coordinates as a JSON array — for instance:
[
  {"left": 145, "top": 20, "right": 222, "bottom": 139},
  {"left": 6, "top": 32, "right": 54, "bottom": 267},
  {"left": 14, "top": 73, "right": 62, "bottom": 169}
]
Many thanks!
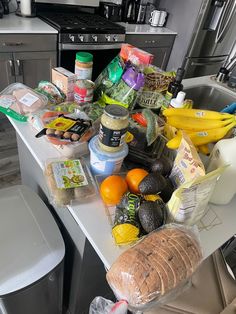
[{"left": 2, "top": 43, "right": 236, "bottom": 313}]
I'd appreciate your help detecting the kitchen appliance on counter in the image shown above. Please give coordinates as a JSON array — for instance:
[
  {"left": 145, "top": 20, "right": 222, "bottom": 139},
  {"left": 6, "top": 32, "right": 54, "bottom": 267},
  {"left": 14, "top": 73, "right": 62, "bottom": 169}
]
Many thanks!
[
  {"left": 16, "top": 0, "right": 36, "bottom": 17},
  {"left": 184, "top": 0, "right": 236, "bottom": 78},
  {"left": 38, "top": 6, "right": 125, "bottom": 80},
  {"left": 0, "top": 0, "right": 9, "bottom": 17},
  {"left": 99, "top": 0, "right": 123, "bottom": 22}
]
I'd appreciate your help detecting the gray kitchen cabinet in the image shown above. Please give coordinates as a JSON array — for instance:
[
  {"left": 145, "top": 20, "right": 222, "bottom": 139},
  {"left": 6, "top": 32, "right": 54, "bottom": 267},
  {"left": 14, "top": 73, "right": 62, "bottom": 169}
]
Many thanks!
[
  {"left": 0, "top": 53, "right": 16, "bottom": 91},
  {"left": 0, "top": 34, "right": 57, "bottom": 90},
  {"left": 125, "top": 34, "right": 176, "bottom": 69}
]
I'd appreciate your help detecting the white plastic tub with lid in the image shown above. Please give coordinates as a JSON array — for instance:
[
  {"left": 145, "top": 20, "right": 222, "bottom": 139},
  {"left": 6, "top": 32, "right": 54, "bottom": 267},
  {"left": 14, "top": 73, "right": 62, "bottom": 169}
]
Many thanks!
[{"left": 0, "top": 185, "right": 65, "bottom": 314}]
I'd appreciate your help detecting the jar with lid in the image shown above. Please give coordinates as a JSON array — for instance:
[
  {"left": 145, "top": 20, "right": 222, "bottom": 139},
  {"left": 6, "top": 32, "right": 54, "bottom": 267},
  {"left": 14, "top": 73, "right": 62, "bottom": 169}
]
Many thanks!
[
  {"left": 75, "top": 52, "right": 93, "bottom": 80},
  {"left": 99, "top": 104, "right": 129, "bottom": 153},
  {"left": 74, "top": 79, "right": 95, "bottom": 106}
]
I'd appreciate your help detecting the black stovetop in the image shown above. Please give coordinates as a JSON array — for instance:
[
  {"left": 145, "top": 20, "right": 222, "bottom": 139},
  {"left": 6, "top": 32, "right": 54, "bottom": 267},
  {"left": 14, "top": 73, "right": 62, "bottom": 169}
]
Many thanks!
[{"left": 39, "top": 12, "right": 125, "bottom": 34}]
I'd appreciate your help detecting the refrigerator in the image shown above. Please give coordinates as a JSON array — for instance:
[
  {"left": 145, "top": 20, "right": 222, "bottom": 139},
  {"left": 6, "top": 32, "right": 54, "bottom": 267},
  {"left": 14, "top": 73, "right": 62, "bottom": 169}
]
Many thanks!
[{"left": 184, "top": 0, "right": 236, "bottom": 78}]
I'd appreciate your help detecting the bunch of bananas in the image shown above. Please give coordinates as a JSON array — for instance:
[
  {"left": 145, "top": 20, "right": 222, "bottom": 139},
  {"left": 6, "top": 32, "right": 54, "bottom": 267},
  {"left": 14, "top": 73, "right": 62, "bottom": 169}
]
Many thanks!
[{"left": 162, "top": 108, "right": 236, "bottom": 150}]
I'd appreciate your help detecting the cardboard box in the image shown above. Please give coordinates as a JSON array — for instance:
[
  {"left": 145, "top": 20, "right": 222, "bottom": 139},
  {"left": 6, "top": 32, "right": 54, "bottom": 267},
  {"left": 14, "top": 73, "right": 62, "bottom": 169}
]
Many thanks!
[{"left": 52, "top": 67, "right": 77, "bottom": 101}]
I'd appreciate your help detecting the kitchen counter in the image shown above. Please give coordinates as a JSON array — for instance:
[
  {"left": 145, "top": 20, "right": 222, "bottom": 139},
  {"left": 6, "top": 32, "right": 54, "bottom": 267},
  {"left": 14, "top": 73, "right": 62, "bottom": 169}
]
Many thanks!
[
  {"left": 8, "top": 75, "right": 236, "bottom": 271},
  {"left": 118, "top": 22, "right": 177, "bottom": 35},
  {"left": 0, "top": 13, "right": 58, "bottom": 34}
]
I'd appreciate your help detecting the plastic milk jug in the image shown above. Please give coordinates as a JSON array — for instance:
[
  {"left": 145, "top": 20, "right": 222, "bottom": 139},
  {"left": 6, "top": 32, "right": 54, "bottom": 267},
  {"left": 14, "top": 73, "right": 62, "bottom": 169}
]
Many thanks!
[{"left": 207, "top": 137, "right": 236, "bottom": 205}]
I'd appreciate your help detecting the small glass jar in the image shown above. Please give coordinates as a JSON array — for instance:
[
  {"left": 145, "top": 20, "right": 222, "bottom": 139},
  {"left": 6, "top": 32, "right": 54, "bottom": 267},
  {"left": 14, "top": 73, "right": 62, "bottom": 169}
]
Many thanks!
[
  {"left": 74, "top": 79, "right": 95, "bottom": 106},
  {"left": 75, "top": 52, "right": 93, "bottom": 80},
  {"left": 99, "top": 105, "right": 129, "bottom": 153}
]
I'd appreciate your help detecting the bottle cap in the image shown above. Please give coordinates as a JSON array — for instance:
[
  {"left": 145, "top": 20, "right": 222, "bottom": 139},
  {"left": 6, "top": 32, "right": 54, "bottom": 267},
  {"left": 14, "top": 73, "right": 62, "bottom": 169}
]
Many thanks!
[
  {"left": 170, "top": 91, "right": 186, "bottom": 108},
  {"left": 76, "top": 52, "right": 93, "bottom": 63}
]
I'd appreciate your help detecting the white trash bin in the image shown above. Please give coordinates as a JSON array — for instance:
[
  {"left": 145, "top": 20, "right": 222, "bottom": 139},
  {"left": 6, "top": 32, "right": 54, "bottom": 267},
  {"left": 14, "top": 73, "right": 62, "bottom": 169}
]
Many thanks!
[{"left": 0, "top": 185, "right": 65, "bottom": 314}]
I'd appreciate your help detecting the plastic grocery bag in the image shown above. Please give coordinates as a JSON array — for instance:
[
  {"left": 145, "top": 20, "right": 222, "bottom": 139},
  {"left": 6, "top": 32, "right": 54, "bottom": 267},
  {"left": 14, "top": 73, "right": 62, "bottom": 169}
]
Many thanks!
[
  {"left": 106, "top": 224, "right": 203, "bottom": 312},
  {"left": 89, "top": 297, "right": 128, "bottom": 314}
]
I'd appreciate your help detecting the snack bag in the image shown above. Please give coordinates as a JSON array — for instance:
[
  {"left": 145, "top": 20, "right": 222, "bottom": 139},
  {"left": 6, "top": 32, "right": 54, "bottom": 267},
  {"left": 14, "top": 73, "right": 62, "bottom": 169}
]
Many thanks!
[
  {"left": 120, "top": 44, "right": 154, "bottom": 66},
  {"left": 112, "top": 192, "right": 141, "bottom": 245},
  {"left": 168, "top": 166, "right": 227, "bottom": 225},
  {"left": 169, "top": 132, "right": 205, "bottom": 187},
  {"left": 136, "top": 66, "right": 175, "bottom": 109}
]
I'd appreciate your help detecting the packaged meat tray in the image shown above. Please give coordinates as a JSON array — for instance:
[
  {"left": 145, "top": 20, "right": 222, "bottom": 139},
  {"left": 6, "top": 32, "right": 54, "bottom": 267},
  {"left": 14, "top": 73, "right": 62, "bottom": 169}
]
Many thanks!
[{"left": 0, "top": 83, "right": 48, "bottom": 117}]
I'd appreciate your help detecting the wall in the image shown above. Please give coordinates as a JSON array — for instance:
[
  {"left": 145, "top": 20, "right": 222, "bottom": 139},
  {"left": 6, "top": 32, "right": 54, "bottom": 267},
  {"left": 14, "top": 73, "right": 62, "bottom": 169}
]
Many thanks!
[{"left": 159, "top": 0, "right": 203, "bottom": 70}]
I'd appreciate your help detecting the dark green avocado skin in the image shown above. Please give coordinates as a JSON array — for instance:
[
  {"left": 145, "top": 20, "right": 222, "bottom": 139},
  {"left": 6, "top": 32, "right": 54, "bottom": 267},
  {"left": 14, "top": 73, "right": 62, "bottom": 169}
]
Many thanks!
[
  {"left": 150, "top": 156, "right": 173, "bottom": 177},
  {"left": 160, "top": 178, "right": 174, "bottom": 203},
  {"left": 138, "top": 201, "right": 164, "bottom": 233},
  {"left": 139, "top": 172, "right": 167, "bottom": 195}
]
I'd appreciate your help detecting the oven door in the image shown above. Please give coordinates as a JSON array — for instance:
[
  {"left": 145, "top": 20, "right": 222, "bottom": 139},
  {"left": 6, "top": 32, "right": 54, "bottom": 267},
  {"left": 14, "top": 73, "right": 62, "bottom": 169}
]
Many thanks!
[{"left": 59, "top": 43, "right": 123, "bottom": 80}]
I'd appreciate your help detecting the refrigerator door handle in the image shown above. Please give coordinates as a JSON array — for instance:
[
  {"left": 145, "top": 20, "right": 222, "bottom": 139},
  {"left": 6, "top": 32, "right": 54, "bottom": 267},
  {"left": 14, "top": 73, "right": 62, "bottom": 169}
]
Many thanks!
[
  {"left": 215, "top": 0, "right": 236, "bottom": 43},
  {"left": 191, "top": 59, "right": 225, "bottom": 66}
]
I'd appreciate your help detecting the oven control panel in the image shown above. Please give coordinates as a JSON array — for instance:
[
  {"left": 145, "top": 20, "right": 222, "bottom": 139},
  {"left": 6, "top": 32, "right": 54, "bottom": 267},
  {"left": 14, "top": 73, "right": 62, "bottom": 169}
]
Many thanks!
[{"left": 60, "top": 33, "right": 125, "bottom": 43}]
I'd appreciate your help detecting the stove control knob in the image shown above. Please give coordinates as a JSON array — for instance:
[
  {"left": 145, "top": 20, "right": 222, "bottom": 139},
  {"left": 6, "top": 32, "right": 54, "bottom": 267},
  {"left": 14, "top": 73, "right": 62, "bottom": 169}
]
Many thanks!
[
  {"left": 78, "top": 35, "right": 84, "bottom": 42},
  {"left": 69, "top": 34, "right": 75, "bottom": 42},
  {"left": 113, "top": 35, "right": 119, "bottom": 42},
  {"left": 105, "top": 35, "right": 111, "bottom": 42},
  {"left": 92, "top": 35, "right": 98, "bottom": 42}
]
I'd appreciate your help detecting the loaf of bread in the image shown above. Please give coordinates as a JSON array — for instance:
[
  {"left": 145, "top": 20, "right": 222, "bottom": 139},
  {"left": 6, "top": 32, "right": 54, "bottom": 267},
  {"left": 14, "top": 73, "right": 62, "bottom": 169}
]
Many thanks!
[{"left": 106, "top": 225, "right": 202, "bottom": 308}]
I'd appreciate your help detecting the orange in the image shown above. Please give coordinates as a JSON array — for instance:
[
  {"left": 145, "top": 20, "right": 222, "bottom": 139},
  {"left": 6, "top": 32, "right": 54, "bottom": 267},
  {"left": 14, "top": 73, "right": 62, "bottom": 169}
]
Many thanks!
[
  {"left": 125, "top": 168, "right": 149, "bottom": 194},
  {"left": 100, "top": 175, "right": 128, "bottom": 206}
]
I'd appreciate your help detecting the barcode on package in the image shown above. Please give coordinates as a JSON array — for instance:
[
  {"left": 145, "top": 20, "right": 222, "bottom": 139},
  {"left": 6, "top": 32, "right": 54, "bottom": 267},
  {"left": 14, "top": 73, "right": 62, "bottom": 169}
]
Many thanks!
[{"left": 19, "top": 92, "right": 39, "bottom": 107}]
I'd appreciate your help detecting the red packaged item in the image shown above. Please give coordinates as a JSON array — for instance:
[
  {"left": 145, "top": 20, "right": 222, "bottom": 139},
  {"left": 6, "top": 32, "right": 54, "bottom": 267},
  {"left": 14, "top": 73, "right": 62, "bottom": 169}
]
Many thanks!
[{"left": 120, "top": 44, "right": 154, "bottom": 66}]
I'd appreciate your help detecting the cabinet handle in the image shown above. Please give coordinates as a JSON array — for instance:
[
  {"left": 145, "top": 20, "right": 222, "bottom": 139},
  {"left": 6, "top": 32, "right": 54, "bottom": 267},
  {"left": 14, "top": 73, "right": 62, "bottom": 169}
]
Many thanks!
[
  {"left": 7, "top": 60, "right": 15, "bottom": 76},
  {"left": 15, "top": 59, "right": 23, "bottom": 76},
  {"left": 2, "top": 42, "right": 24, "bottom": 47}
]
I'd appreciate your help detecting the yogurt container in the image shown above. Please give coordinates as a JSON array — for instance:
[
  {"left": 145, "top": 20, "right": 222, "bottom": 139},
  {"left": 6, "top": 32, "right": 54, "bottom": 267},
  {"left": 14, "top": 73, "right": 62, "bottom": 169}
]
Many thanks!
[{"left": 88, "top": 135, "right": 128, "bottom": 176}]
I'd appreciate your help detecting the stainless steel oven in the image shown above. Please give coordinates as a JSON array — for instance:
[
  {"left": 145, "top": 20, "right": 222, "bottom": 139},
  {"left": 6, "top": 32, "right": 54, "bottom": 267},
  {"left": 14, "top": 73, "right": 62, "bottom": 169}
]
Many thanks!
[
  {"left": 59, "top": 39, "right": 124, "bottom": 80},
  {"left": 38, "top": 11, "right": 125, "bottom": 80}
]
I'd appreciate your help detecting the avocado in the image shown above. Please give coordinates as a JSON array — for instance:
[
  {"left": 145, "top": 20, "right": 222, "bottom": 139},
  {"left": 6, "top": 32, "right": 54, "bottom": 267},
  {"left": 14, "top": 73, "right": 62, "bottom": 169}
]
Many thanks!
[
  {"left": 139, "top": 172, "right": 167, "bottom": 195},
  {"left": 150, "top": 156, "right": 173, "bottom": 177},
  {"left": 160, "top": 178, "right": 174, "bottom": 203},
  {"left": 138, "top": 201, "right": 165, "bottom": 233}
]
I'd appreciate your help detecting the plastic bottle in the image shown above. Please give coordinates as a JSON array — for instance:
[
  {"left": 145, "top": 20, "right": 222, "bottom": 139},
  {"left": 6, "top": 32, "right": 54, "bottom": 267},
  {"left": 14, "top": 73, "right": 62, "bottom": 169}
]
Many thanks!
[
  {"left": 169, "top": 91, "right": 186, "bottom": 108},
  {"left": 207, "top": 137, "right": 236, "bottom": 205},
  {"left": 165, "top": 67, "right": 185, "bottom": 101},
  {"left": 75, "top": 52, "right": 93, "bottom": 80}
]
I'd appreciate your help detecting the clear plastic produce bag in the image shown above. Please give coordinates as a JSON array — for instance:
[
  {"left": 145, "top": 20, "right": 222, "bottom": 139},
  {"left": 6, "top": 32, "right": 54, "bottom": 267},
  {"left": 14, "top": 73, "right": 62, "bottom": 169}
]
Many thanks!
[{"left": 89, "top": 297, "right": 128, "bottom": 314}]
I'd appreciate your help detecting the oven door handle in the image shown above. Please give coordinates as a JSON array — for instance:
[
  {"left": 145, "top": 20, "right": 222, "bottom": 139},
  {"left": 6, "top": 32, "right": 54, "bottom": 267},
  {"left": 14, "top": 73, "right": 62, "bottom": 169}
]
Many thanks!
[{"left": 60, "top": 43, "right": 123, "bottom": 50}]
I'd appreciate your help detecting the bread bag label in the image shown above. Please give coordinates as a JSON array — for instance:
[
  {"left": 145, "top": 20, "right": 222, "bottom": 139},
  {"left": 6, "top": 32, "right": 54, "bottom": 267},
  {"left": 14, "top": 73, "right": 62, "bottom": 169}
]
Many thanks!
[
  {"left": 51, "top": 160, "right": 88, "bottom": 189},
  {"left": 19, "top": 92, "right": 39, "bottom": 107},
  {"left": 168, "top": 166, "right": 226, "bottom": 225}
]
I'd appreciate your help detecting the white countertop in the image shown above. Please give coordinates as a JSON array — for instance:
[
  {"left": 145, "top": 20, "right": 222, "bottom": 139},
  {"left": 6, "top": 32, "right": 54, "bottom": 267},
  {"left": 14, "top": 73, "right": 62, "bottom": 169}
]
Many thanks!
[
  {"left": 0, "top": 14, "right": 58, "bottom": 34},
  {"left": 8, "top": 75, "right": 236, "bottom": 270},
  {"left": 118, "top": 22, "right": 177, "bottom": 35}
]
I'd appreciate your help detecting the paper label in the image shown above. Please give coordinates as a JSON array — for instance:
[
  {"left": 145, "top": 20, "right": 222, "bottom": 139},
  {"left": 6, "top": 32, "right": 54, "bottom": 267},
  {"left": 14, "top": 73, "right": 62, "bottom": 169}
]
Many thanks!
[
  {"left": 52, "top": 160, "right": 88, "bottom": 189},
  {"left": 19, "top": 93, "right": 39, "bottom": 107},
  {"left": 99, "top": 124, "right": 127, "bottom": 148}
]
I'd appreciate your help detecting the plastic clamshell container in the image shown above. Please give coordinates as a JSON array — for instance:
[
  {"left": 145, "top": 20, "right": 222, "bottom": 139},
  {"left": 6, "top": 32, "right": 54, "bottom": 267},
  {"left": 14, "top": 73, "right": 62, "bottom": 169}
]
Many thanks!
[
  {"left": 88, "top": 135, "right": 128, "bottom": 176},
  {"left": 40, "top": 111, "right": 95, "bottom": 146},
  {"left": 53, "top": 141, "right": 89, "bottom": 158},
  {"left": 0, "top": 83, "right": 48, "bottom": 115},
  {"left": 0, "top": 185, "right": 65, "bottom": 296},
  {"left": 45, "top": 157, "right": 96, "bottom": 207}
]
